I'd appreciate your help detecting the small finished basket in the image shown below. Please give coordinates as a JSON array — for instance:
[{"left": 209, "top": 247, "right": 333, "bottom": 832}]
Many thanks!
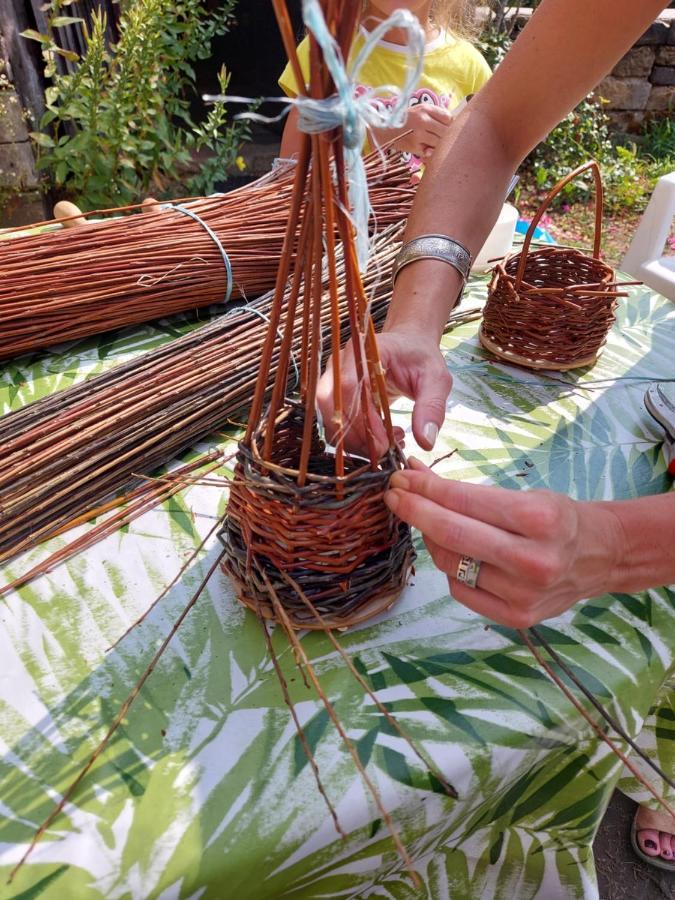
[{"left": 479, "top": 161, "right": 621, "bottom": 371}]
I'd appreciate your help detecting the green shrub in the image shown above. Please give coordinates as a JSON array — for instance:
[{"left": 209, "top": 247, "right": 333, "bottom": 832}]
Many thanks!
[
  {"left": 478, "top": 8, "right": 664, "bottom": 212},
  {"left": 524, "top": 94, "right": 664, "bottom": 212},
  {"left": 476, "top": 23, "right": 512, "bottom": 70},
  {"left": 24, "top": 0, "right": 248, "bottom": 209},
  {"left": 639, "top": 116, "right": 675, "bottom": 169}
]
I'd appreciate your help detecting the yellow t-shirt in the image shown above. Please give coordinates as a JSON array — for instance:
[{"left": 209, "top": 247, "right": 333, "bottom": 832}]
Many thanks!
[{"left": 279, "top": 27, "right": 491, "bottom": 169}]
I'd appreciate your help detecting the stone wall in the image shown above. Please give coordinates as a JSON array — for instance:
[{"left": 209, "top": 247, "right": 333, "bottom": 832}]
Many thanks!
[
  {"left": 599, "top": 11, "right": 675, "bottom": 134},
  {"left": 0, "top": 27, "right": 44, "bottom": 228}
]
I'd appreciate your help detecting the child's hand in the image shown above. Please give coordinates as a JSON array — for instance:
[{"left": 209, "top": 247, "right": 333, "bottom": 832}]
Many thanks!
[{"left": 371, "top": 104, "right": 454, "bottom": 159}]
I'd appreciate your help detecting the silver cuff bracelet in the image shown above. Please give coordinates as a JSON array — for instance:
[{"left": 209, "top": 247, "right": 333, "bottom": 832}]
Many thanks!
[{"left": 392, "top": 235, "right": 472, "bottom": 288}]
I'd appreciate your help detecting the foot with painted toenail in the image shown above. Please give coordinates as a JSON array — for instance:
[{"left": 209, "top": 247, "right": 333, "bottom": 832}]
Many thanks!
[{"left": 633, "top": 805, "right": 675, "bottom": 869}]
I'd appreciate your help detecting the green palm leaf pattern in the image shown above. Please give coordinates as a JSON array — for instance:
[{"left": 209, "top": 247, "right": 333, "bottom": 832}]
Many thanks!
[{"left": 0, "top": 281, "right": 673, "bottom": 899}]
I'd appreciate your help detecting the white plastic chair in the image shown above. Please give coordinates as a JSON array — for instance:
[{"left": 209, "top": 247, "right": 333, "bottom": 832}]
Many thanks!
[{"left": 621, "top": 172, "right": 675, "bottom": 301}]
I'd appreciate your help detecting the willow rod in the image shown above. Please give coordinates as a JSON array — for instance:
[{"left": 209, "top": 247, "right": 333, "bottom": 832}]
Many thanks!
[
  {"left": 0, "top": 154, "right": 413, "bottom": 359},
  {"left": 0, "top": 226, "right": 406, "bottom": 565}
]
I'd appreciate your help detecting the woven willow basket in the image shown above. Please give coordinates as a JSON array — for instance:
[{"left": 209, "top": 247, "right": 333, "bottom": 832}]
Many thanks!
[
  {"left": 220, "top": 401, "right": 415, "bottom": 630},
  {"left": 479, "top": 161, "right": 620, "bottom": 371}
]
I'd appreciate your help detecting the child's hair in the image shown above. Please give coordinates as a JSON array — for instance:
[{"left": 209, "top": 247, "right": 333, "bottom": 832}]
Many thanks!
[
  {"left": 361, "top": 2, "right": 480, "bottom": 42},
  {"left": 432, "top": 0, "right": 480, "bottom": 41}
]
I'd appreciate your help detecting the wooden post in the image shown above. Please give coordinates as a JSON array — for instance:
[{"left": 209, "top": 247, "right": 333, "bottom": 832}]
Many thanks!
[{"left": 0, "top": 0, "right": 46, "bottom": 127}]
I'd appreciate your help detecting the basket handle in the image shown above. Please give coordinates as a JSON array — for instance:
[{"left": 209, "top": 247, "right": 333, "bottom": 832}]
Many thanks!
[{"left": 514, "top": 160, "right": 603, "bottom": 289}]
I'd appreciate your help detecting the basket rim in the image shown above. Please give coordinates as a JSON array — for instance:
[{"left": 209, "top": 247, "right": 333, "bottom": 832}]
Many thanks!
[{"left": 244, "top": 400, "right": 402, "bottom": 487}]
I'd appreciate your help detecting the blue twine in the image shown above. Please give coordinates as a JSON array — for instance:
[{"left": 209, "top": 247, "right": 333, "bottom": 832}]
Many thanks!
[
  {"left": 161, "top": 202, "right": 233, "bottom": 304},
  {"left": 299, "top": 2, "right": 424, "bottom": 271},
  {"left": 204, "top": 6, "right": 424, "bottom": 273}
]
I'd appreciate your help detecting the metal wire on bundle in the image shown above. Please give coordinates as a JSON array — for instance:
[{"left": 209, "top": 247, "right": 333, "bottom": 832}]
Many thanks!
[
  {"left": 0, "top": 226, "right": 405, "bottom": 566},
  {"left": 0, "top": 152, "right": 415, "bottom": 360}
]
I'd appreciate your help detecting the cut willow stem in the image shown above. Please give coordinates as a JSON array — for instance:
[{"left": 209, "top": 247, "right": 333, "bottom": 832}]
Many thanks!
[
  {"left": 263, "top": 571, "right": 421, "bottom": 887},
  {"left": 0, "top": 453, "right": 224, "bottom": 598},
  {"left": 247, "top": 138, "right": 311, "bottom": 446},
  {"left": 528, "top": 626, "right": 675, "bottom": 790},
  {"left": 333, "top": 140, "right": 387, "bottom": 467},
  {"left": 254, "top": 596, "right": 346, "bottom": 839},
  {"left": 0, "top": 149, "right": 409, "bottom": 361},
  {"left": 247, "top": 0, "right": 399, "bottom": 478},
  {"left": 520, "top": 629, "right": 675, "bottom": 818},
  {"left": 9, "top": 548, "right": 228, "bottom": 884},
  {"left": 106, "top": 515, "right": 226, "bottom": 652},
  {"left": 0, "top": 222, "right": 410, "bottom": 566},
  {"left": 278, "top": 567, "right": 458, "bottom": 799}
]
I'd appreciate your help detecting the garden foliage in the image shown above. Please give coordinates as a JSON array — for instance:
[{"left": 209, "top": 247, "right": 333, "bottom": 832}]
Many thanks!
[
  {"left": 482, "top": 1, "right": 674, "bottom": 212},
  {"left": 24, "top": 0, "right": 248, "bottom": 208}
]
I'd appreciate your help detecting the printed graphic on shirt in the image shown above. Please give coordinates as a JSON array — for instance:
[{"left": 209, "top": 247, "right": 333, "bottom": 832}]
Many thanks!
[{"left": 355, "top": 85, "right": 453, "bottom": 171}]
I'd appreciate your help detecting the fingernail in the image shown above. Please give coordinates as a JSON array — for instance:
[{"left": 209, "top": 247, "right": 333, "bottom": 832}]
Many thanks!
[
  {"left": 384, "top": 489, "right": 400, "bottom": 511},
  {"left": 389, "top": 471, "right": 410, "bottom": 490},
  {"left": 423, "top": 422, "right": 438, "bottom": 448}
]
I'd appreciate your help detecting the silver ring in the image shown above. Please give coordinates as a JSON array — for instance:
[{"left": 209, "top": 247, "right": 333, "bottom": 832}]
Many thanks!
[{"left": 456, "top": 555, "right": 481, "bottom": 589}]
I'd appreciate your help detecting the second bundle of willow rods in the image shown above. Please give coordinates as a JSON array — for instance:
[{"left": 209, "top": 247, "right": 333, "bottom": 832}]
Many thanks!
[
  {"left": 0, "top": 227, "right": 405, "bottom": 564},
  {"left": 0, "top": 152, "right": 414, "bottom": 359}
]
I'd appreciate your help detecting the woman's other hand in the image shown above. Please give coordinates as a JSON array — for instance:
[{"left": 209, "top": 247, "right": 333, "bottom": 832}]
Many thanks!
[
  {"left": 384, "top": 459, "right": 625, "bottom": 628},
  {"left": 316, "top": 327, "right": 452, "bottom": 457}
]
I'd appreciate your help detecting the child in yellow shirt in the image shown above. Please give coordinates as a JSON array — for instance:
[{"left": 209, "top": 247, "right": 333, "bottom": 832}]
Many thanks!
[{"left": 278, "top": 1, "right": 491, "bottom": 175}]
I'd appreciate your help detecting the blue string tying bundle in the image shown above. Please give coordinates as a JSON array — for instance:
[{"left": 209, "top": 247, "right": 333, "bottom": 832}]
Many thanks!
[
  {"left": 204, "top": 3, "right": 424, "bottom": 273},
  {"left": 298, "top": 1, "right": 424, "bottom": 271}
]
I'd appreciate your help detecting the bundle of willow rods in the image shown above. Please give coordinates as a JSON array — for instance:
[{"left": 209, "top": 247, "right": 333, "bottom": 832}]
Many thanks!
[
  {"left": 0, "top": 152, "right": 414, "bottom": 359},
  {"left": 0, "top": 227, "right": 404, "bottom": 564}
]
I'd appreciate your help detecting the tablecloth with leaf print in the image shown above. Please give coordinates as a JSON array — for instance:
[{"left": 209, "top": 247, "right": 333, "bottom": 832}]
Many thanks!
[{"left": 0, "top": 279, "right": 673, "bottom": 900}]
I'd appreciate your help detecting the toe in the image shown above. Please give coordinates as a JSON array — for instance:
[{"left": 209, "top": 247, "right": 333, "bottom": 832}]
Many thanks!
[
  {"left": 661, "top": 832, "right": 674, "bottom": 861},
  {"left": 638, "top": 828, "right": 662, "bottom": 857}
]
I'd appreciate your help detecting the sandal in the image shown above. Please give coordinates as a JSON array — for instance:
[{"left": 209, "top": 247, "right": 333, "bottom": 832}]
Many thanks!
[{"left": 631, "top": 809, "right": 675, "bottom": 872}]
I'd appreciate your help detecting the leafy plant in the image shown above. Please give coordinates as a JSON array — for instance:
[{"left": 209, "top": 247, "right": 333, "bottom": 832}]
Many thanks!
[
  {"left": 186, "top": 66, "right": 249, "bottom": 198},
  {"left": 524, "top": 95, "right": 652, "bottom": 212},
  {"left": 476, "top": 22, "right": 512, "bottom": 70},
  {"left": 478, "top": 5, "right": 664, "bottom": 213},
  {"left": 477, "top": 2, "right": 516, "bottom": 69},
  {"left": 24, "top": 0, "right": 248, "bottom": 208},
  {"left": 639, "top": 115, "right": 675, "bottom": 167}
]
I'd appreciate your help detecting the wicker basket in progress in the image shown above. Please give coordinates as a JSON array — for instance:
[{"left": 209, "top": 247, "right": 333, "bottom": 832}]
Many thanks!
[
  {"left": 221, "top": 401, "right": 414, "bottom": 630},
  {"left": 479, "top": 162, "right": 620, "bottom": 371}
]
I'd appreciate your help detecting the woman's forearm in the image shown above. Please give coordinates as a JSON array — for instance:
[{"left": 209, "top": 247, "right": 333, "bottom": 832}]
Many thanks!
[
  {"left": 608, "top": 492, "right": 675, "bottom": 595},
  {"left": 384, "top": 107, "right": 512, "bottom": 338},
  {"left": 385, "top": 0, "right": 667, "bottom": 339}
]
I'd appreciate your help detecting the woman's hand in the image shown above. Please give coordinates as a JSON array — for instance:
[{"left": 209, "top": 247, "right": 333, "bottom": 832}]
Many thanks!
[
  {"left": 384, "top": 459, "right": 625, "bottom": 628},
  {"left": 316, "top": 327, "right": 452, "bottom": 457},
  {"left": 371, "top": 104, "right": 454, "bottom": 159}
]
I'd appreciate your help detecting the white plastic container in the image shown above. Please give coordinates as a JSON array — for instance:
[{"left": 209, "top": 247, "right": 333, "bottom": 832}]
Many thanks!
[{"left": 472, "top": 202, "right": 519, "bottom": 273}]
